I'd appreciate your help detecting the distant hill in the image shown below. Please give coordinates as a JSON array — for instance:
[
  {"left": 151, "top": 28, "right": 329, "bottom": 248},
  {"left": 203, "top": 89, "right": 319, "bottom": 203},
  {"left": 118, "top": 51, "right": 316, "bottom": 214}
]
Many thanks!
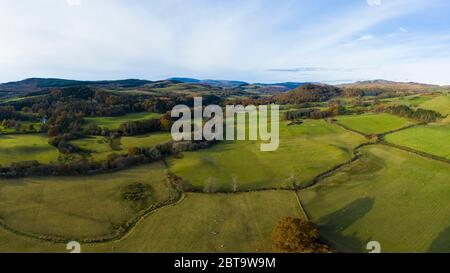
[
  {"left": 256, "top": 82, "right": 308, "bottom": 90},
  {"left": 170, "top": 78, "right": 307, "bottom": 91},
  {"left": 0, "top": 78, "right": 153, "bottom": 95},
  {"left": 168, "top": 78, "right": 201, "bottom": 84},
  {"left": 338, "top": 80, "right": 450, "bottom": 97},
  {"left": 2, "top": 77, "right": 447, "bottom": 99},
  {"left": 168, "top": 78, "right": 248, "bottom": 88},
  {"left": 273, "top": 83, "right": 341, "bottom": 104}
]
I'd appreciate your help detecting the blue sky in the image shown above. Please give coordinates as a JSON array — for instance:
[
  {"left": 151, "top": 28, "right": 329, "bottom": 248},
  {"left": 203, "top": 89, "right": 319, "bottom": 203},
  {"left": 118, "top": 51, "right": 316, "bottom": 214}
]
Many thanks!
[{"left": 1, "top": 0, "right": 450, "bottom": 84}]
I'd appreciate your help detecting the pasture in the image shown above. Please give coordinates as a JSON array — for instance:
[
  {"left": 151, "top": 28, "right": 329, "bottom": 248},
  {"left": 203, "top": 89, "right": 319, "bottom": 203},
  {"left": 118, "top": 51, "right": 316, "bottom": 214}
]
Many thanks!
[
  {"left": 381, "top": 94, "right": 432, "bottom": 107},
  {"left": 167, "top": 120, "right": 366, "bottom": 191},
  {"left": 0, "top": 122, "right": 41, "bottom": 134},
  {"left": 70, "top": 132, "right": 172, "bottom": 161},
  {"left": 0, "top": 228, "right": 62, "bottom": 253},
  {"left": 0, "top": 162, "right": 174, "bottom": 240},
  {"left": 86, "top": 191, "right": 303, "bottom": 252},
  {"left": 0, "top": 134, "right": 59, "bottom": 166},
  {"left": 84, "top": 112, "right": 162, "bottom": 130},
  {"left": 385, "top": 124, "right": 450, "bottom": 159},
  {"left": 336, "top": 113, "right": 413, "bottom": 135},
  {"left": 299, "top": 145, "right": 450, "bottom": 253},
  {"left": 419, "top": 95, "right": 450, "bottom": 116}
]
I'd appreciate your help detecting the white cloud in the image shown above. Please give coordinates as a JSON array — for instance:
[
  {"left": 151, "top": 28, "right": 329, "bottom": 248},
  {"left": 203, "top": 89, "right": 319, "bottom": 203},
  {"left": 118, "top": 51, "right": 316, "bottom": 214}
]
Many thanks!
[
  {"left": 400, "top": 27, "right": 408, "bottom": 32},
  {"left": 0, "top": 0, "right": 447, "bottom": 84},
  {"left": 66, "top": 0, "right": 81, "bottom": 6},
  {"left": 367, "top": 0, "right": 382, "bottom": 6},
  {"left": 357, "top": 34, "right": 375, "bottom": 41}
]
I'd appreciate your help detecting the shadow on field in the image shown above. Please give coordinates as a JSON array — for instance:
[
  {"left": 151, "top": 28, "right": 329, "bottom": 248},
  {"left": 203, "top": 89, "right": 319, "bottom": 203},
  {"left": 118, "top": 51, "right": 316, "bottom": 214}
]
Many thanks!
[
  {"left": 428, "top": 225, "right": 450, "bottom": 253},
  {"left": 319, "top": 197, "right": 374, "bottom": 253}
]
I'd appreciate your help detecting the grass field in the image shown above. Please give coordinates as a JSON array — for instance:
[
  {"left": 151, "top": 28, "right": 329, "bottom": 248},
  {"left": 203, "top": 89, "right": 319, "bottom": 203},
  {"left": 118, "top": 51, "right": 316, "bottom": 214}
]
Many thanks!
[
  {"left": 0, "top": 190, "right": 302, "bottom": 253},
  {"left": 336, "top": 113, "right": 413, "bottom": 135},
  {"left": 0, "top": 134, "right": 59, "bottom": 166},
  {"left": 0, "top": 122, "right": 41, "bottom": 134},
  {"left": 85, "top": 191, "right": 303, "bottom": 253},
  {"left": 385, "top": 124, "right": 450, "bottom": 159},
  {"left": 84, "top": 112, "right": 163, "bottom": 129},
  {"left": 419, "top": 95, "right": 450, "bottom": 116},
  {"left": 0, "top": 162, "right": 174, "bottom": 240},
  {"left": 0, "top": 125, "right": 15, "bottom": 134},
  {"left": 418, "top": 95, "right": 450, "bottom": 123},
  {"left": 0, "top": 228, "right": 62, "bottom": 253},
  {"left": 299, "top": 145, "right": 450, "bottom": 253},
  {"left": 167, "top": 120, "right": 366, "bottom": 191},
  {"left": 70, "top": 132, "right": 172, "bottom": 161},
  {"left": 381, "top": 94, "right": 432, "bottom": 107}
]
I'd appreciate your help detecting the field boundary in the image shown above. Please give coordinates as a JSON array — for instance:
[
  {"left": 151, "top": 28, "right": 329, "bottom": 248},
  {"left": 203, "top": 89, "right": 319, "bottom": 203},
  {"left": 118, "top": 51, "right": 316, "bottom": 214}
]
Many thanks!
[
  {"left": 294, "top": 191, "right": 310, "bottom": 220},
  {"left": 0, "top": 175, "right": 184, "bottom": 244},
  {"left": 299, "top": 142, "right": 374, "bottom": 189},
  {"left": 331, "top": 121, "right": 370, "bottom": 138},
  {"left": 380, "top": 141, "right": 450, "bottom": 164},
  {"left": 332, "top": 117, "right": 422, "bottom": 139}
]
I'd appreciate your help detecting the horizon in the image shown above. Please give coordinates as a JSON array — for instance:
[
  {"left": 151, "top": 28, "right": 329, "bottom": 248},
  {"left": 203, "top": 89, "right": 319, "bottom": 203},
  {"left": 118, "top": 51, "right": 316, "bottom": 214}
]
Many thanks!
[
  {"left": 1, "top": 76, "right": 449, "bottom": 87},
  {"left": 1, "top": 0, "right": 450, "bottom": 84}
]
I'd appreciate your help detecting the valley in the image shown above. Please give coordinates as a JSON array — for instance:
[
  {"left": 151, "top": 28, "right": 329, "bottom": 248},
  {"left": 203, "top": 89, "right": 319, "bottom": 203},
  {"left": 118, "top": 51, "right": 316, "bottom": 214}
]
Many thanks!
[{"left": 0, "top": 78, "right": 448, "bottom": 253}]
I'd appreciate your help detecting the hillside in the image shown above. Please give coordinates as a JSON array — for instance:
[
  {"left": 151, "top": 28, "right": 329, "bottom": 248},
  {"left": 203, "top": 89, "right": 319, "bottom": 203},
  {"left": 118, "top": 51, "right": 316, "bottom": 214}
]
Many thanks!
[
  {"left": 0, "top": 78, "right": 153, "bottom": 95},
  {"left": 273, "top": 83, "right": 342, "bottom": 104},
  {"left": 339, "top": 80, "right": 449, "bottom": 97},
  {"left": 168, "top": 78, "right": 248, "bottom": 88}
]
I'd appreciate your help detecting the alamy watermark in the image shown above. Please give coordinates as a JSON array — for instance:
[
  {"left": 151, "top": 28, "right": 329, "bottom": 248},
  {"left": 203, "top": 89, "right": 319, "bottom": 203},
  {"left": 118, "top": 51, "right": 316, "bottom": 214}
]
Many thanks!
[{"left": 171, "top": 97, "right": 279, "bottom": 151}]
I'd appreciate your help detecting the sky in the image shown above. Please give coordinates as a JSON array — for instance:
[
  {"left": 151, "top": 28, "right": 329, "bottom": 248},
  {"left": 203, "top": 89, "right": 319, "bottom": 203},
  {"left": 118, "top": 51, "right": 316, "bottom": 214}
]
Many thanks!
[{"left": 1, "top": 0, "right": 450, "bottom": 84}]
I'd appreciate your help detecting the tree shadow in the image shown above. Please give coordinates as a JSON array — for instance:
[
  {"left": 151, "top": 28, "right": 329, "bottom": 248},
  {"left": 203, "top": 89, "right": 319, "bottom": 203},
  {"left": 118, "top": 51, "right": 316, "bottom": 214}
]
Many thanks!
[
  {"left": 318, "top": 197, "right": 375, "bottom": 253},
  {"left": 428, "top": 225, "right": 450, "bottom": 253}
]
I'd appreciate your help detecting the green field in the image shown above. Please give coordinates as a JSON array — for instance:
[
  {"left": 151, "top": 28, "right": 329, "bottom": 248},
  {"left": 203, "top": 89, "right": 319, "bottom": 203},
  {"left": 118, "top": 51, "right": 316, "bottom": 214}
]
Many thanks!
[
  {"left": 0, "top": 190, "right": 302, "bottom": 253},
  {"left": 382, "top": 94, "right": 432, "bottom": 107},
  {"left": 86, "top": 191, "right": 303, "bottom": 252},
  {"left": 167, "top": 120, "right": 366, "bottom": 191},
  {"left": 0, "top": 134, "right": 59, "bottom": 166},
  {"left": 0, "top": 121, "right": 41, "bottom": 134},
  {"left": 70, "top": 132, "right": 172, "bottom": 161},
  {"left": 84, "top": 112, "right": 163, "bottom": 129},
  {"left": 336, "top": 113, "right": 413, "bottom": 135},
  {"left": 0, "top": 227, "right": 62, "bottom": 253},
  {"left": 0, "top": 125, "right": 15, "bottom": 134},
  {"left": 385, "top": 124, "right": 450, "bottom": 159},
  {"left": 0, "top": 162, "right": 174, "bottom": 240},
  {"left": 419, "top": 95, "right": 450, "bottom": 116},
  {"left": 299, "top": 145, "right": 450, "bottom": 253}
]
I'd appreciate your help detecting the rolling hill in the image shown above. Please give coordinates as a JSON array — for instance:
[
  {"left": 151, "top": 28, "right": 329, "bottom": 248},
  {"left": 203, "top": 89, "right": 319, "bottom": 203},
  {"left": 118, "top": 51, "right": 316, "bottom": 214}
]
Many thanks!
[
  {"left": 339, "top": 80, "right": 450, "bottom": 97},
  {"left": 0, "top": 78, "right": 153, "bottom": 95}
]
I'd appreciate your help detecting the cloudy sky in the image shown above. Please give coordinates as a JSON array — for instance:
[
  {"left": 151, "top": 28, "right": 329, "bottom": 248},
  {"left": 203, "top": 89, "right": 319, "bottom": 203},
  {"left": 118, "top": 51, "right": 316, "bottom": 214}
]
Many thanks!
[{"left": 1, "top": 0, "right": 450, "bottom": 84}]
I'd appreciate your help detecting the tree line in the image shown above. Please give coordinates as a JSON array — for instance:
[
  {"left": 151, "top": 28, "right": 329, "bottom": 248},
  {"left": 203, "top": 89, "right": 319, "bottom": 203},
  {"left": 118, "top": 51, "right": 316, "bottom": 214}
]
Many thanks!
[
  {"left": 0, "top": 139, "right": 215, "bottom": 178},
  {"left": 375, "top": 104, "right": 443, "bottom": 123}
]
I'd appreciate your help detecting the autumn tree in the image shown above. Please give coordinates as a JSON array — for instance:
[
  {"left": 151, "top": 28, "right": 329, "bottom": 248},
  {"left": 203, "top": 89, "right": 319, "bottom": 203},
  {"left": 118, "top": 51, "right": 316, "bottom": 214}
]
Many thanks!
[{"left": 271, "top": 217, "right": 332, "bottom": 253}]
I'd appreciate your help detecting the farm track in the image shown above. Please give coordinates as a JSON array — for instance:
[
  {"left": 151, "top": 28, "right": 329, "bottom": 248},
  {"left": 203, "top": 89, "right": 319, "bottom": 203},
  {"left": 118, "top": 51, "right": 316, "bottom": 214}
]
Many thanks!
[{"left": 1, "top": 117, "right": 448, "bottom": 245}]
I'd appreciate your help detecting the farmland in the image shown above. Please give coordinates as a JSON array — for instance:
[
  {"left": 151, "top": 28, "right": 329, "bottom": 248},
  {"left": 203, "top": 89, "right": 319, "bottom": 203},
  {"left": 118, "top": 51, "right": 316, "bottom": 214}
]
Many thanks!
[
  {"left": 299, "top": 145, "right": 450, "bottom": 253},
  {"left": 0, "top": 80, "right": 449, "bottom": 254},
  {"left": 167, "top": 120, "right": 367, "bottom": 191},
  {"left": 0, "top": 134, "right": 59, "bottom": 166},
  {"left": 385, "top": 124, "right": 450, "bottom": 159},
  {"left": 336, "top": 113, "right": 413, "bottom": 135},
  {"left": 84, "top": 112, "right": 163, "bottom": 130},
  {"left": 0, "top": 121, "right": 41, "bottom": 134},
  {"left": 0, "top": 190, "right": 303, "bottom": 253},
  {"left": 0, "top": 162, "right": 174, "bottom": 240},
  {"left": 418, "top": 95, "right": 450, "bottom": 117},
  {"left": 85, "top": 191, "right": 304, "bottom": 253},
  {"left": 69, "top": 132, "right": 172, "bottom": 161}
]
